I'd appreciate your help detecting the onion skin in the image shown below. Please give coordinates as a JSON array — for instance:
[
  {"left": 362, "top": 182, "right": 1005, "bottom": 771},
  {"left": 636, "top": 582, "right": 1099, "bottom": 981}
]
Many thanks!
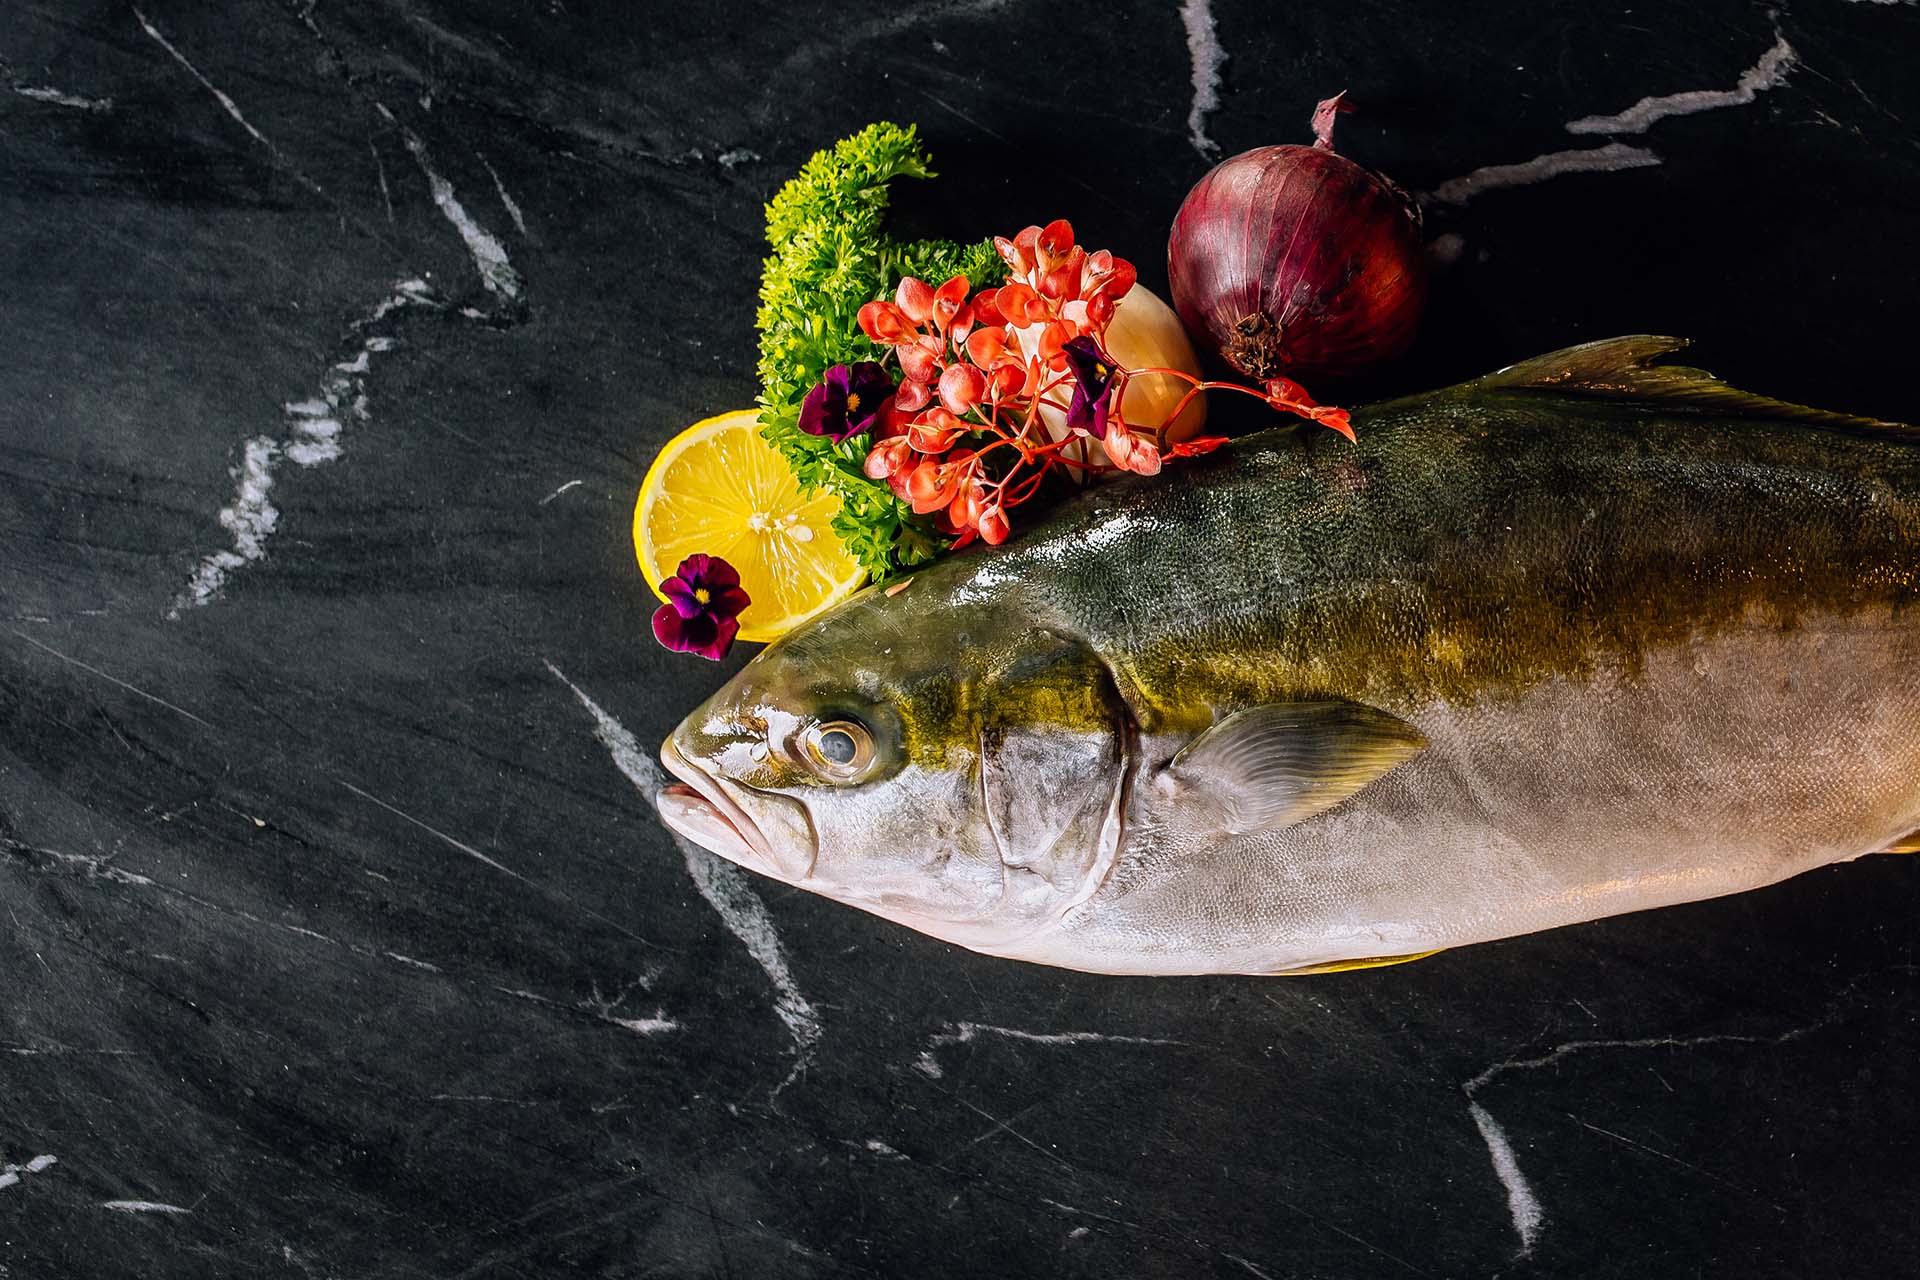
[{"left": 1167, "top": 144, "right": 1426, "bottom": 384}]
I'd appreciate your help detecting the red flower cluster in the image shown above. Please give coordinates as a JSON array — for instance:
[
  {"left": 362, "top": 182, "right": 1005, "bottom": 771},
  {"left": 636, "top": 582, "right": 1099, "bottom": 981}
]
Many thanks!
[{"left": 838, "top": 219, "right": 1348, "bottom": 549}]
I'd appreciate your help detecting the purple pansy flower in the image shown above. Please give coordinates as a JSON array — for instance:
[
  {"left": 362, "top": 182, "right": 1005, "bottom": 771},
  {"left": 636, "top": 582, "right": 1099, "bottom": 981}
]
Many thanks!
[
  {"left": 798, "top": 361, "right": 894, "bottom": 442},
  {"left": 652, "top": 553, "right": 750, "bottom": 661},
  {"left": 1061, "top": 336, "right": 1119, "bottom": 439}
]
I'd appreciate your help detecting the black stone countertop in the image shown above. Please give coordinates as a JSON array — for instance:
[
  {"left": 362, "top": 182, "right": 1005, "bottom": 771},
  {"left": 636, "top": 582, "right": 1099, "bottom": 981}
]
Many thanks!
[{"left": 4, "top": 2, "right": 1918, "bottom": 1276}]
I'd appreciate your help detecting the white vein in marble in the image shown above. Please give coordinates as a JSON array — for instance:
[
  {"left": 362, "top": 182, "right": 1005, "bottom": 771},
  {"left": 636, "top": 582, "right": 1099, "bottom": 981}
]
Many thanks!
[
  {"left": 0, "top": 1155, "right": 58, "bottom": 1192},
  {"left": 782, "top": 0, "right": 1018, "bottom": 78},
  {"left": 1465, "top": 1102, "right": 1544, "bottom": 1254},
  {"left": 343, "top": 781, "right": 533, "bottom": 884},
  {"left": 101, "top": 1200, "right": 191, "bottom": 1214},
  {"left": 608, "top": 1014, "right": 681, "bottom": 1035},
  {"left": 133, "top": 7, "right": 327, "bottom": 201},
  {"left": 680, "top": 847, "right": 822, "bottom": 1091},
  {"left": 4, "top": 830, "right": 392, "bottom": 959},
  {"left": 915, "top": 1021, "right": 1188, "bottom": 1079},
  {"left": 169, "top": 280, "right": 438, "bottom": 617},
  {"left": 13, "top": 85, "right": 112, "bottom": 110},
  {"left": 1429, "top": 34, "right": 1800, "bottom": 209},
  {"left": 9, "top": 842, "right": 157, "bottom": 888},
  {"left": 379, "top": 104, "right": 524, "bottom": 302},
  {"left": 3, "top": 1045, "right": 135, "bottom": 1057},
  {"left": 546, "top": 662, "right": 669, "bottom": 798},
  {"left": 171, "top": 436, "right": 277, "bottom": 617},
  {"left": 546, "top": 661, "right": 823, "bottom": 1086},
  {"left": 1567, "top": 36, "right": 1796, "bottom": 135},
  {"left": 1179, "top": 0, "right": 1226, "bottom": 158},
  {"left": 578, "top": 975, "right": 681, "bottom": 1036},
  {"left": 1464, "top": 1016, "right": 1843, "bottom": 1257},
  {"left": 479, "top": 154, "right": 530, "bottom": 236},
  {"left": 1429, "top": 141, "right": 1662, "bottom": 205},
  {"left": 7, "top": 631, "right": 214, "bottom": 729},
  {"left": 370, "top": 137, "right": 396, "bottom": 224}
]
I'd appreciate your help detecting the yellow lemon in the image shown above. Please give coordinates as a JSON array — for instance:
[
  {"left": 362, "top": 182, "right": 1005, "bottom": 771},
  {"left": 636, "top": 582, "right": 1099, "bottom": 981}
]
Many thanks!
[{"left": 634, "top": 409, "right": 865, "bottom": 643}]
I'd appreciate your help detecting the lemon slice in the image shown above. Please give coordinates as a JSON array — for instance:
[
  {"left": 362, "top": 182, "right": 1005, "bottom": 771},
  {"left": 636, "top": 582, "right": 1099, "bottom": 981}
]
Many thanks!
[{"left": 634, "top": 409, "right": 865, "bottom": 643}]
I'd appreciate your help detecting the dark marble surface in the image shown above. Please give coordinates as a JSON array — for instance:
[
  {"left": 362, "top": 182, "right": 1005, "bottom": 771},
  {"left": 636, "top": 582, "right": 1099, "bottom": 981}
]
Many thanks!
[{"left": 4, "top": 1, "right": 1919, "bottom": 1276}]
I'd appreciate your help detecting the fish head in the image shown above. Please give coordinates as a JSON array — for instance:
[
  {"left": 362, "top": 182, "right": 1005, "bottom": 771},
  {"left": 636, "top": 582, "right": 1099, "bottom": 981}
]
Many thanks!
[{"left": 660, "top": 587, "right": 1130, "bottom": 955}]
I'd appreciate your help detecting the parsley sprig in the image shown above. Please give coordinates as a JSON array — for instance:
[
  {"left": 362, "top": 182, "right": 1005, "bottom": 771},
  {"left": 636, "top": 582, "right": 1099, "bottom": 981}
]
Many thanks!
[{"left": 756, "top": 123, "right": 1005, "bottom": 580}]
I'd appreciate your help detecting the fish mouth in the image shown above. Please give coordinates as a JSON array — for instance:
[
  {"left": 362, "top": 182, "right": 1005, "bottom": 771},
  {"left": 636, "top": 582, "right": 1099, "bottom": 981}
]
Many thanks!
[{"left": 658, "top": 738, "right": 799, "bottom": 879}]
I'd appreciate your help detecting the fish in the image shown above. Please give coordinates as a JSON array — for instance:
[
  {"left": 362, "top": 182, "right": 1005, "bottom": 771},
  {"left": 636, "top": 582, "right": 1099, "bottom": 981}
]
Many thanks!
[{"left": 658, "top": 336, "right": 1920, "bottom": 975}]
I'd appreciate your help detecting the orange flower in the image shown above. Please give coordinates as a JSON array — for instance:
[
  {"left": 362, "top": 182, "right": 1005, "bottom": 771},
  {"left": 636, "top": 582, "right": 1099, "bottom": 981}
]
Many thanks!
[
  {"left": 857, "top": 300, "right": 916, "bottom": 345},
  {"left": 938, "top": 363, "right": 986, "bottom": 415},
  {"left": 977, "top": 503, "right": 1010, "bottom": 545},
  {"left": 1102, "top": 420, "right": 1162, "bottom": 476},
  {"left": 1263, "top": 377, "right": 1355, "bottom": 441}
]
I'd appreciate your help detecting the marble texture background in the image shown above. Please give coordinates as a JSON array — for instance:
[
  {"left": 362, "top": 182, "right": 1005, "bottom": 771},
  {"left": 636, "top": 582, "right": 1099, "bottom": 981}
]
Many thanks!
[{"left": 2, "top": 1, "right": 1917, "bottom": 1275}]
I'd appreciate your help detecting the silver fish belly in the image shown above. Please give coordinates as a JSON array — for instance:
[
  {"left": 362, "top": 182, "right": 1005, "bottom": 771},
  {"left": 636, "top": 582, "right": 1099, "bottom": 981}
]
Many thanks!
[{"left": 1018, "top": 613, "right": 1920, "bottom": 975}]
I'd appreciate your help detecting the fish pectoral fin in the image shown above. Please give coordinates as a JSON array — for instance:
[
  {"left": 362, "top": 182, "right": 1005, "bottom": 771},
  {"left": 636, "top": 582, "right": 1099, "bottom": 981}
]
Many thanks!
[
  {"left": 1274, "top": 949, "right": 1445, "bottom": 976},
  {"left": 1475, "top": 335, "right": 1918, "bottom": 438},
  {"left": 1164, "top": 700, "right": 1426, "bottom": 835},
  {"left": 1879, "top": 829, "right": 1920, "bottom": 854}
]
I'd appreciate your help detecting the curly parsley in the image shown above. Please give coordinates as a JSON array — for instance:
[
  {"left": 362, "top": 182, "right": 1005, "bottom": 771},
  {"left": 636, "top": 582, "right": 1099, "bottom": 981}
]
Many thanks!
[{"left": 756, "top": 123, "right": 1004, "bottom": 581}]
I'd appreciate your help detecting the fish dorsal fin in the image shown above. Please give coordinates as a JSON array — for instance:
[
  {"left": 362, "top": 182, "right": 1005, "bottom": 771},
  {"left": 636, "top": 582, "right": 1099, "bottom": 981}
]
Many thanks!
[
  {"left": 1164, "top": 701, "right": 1426, "bottom": 836},
  {"left": 1475, "top": 335, "right": 1915, "bottom": 438}
]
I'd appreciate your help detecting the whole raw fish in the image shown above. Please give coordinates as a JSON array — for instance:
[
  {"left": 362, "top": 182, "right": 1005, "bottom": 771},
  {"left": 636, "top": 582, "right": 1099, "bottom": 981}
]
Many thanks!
[{"left": 660, "top": 337, "right": 1920, "bottom": 975}]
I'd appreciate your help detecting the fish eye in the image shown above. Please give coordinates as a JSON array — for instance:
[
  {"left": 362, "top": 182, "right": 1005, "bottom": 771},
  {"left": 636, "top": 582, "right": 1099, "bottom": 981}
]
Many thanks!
[{"left": 800, "top": 718, "right": 874, "bottom": 783}]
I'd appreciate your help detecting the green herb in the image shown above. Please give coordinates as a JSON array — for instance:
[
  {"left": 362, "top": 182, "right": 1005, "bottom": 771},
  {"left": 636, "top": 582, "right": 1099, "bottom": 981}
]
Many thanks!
[{"left": 756, "top": 122, "right": 1005, "bottom": 580}]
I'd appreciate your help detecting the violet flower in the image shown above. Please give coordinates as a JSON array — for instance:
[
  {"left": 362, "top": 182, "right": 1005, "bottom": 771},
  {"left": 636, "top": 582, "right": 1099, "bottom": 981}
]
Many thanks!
[
  {"left": 652, "top": 553, "right": 750, "bottom": 661},
  {"left": 1062, "top": 336, "right": 1119, "bottom": 439},
  {"left": 798, "top": 361, "right": 895, "bottom": 442}
]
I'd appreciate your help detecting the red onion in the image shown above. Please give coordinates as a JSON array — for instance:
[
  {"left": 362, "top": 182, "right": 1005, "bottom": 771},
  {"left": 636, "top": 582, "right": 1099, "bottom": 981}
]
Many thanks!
[{"left": 1167, "top": 95, "right": 1425, "bottom": 384}]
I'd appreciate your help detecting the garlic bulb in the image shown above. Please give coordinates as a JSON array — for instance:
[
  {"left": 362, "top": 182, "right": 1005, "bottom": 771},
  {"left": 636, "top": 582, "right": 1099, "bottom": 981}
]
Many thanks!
[
  {"left": 1015, "top": 284, "right": 1207, "bottom": 454},
  {"left": 1101, "top": 283, "right": 1207, "bottom": 443}
]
